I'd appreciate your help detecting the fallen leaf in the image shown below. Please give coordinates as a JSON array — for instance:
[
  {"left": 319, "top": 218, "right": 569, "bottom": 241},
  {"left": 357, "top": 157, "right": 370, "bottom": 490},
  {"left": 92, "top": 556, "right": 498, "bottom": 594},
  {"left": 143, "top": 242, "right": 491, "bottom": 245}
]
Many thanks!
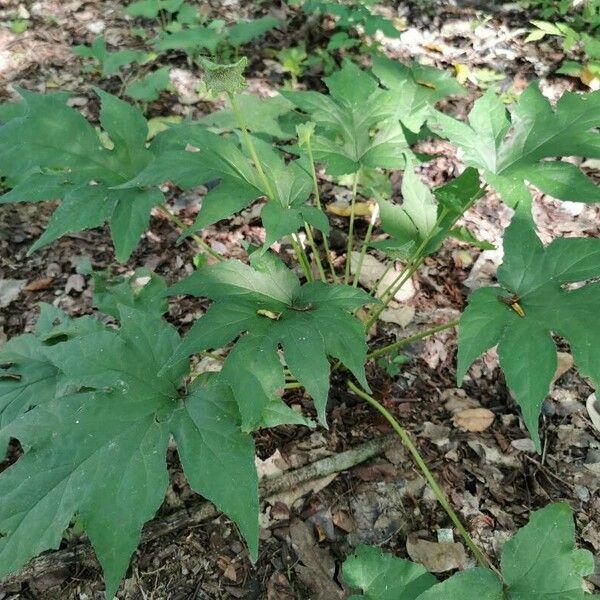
[
  {"left": 332, "top": 510, "right": 355, "bottom": 533},
  {"left": 24, "top": 277, "right": 54, "bottom": 292},
  {"left": 0, "top": 279, "right": 26, "bottom": 308},
  {"left": 454, "top": 63, "right": 470, "bottom": 84},
  {"left": 256, "top": 449, "right": 290, "bottom": 479},
  {"left": 266, "top": 474, "right": 337, "bottom": 508},
  {"left": 453, "top": 408, "right": 495, "bottom": 432},
  {"left": 553, "top": 352, "right": 574, "bottom": 384},
  {"left": 406, "top": 536, "right": 467, "bottom": 572},
  {"left": 289, "top": 519, "right": 343, "bottom": 600},
  {"left": 326, "top": 201, "right": 373, "bottom": 217},
  {"left": 586, "top": 393, "right": 600, "bottom": 434}
]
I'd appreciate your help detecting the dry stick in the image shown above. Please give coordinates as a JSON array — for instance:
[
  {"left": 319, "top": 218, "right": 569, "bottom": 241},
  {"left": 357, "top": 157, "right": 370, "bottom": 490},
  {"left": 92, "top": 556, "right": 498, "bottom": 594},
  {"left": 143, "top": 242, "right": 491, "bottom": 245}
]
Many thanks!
[
  {"left": 1, "top": 435, "right": 396, "bottom": 587},
  {"left": 227, "top": 92, "right": 313, "bottom": 281},
  {"left": 347, "top": 380, "right": 500, "bottom": 576},
  {"left": 367, "top": 320, "right": 460, "bottom": 362},
  {"left": 305, "top": 140, "right": 338, "bottom": 283},
  {"left": 157, "top": 204, "right": 224, "bottom": 262},
  {"left": 343, "top": 172, "right": 360, "bottom": 285}
]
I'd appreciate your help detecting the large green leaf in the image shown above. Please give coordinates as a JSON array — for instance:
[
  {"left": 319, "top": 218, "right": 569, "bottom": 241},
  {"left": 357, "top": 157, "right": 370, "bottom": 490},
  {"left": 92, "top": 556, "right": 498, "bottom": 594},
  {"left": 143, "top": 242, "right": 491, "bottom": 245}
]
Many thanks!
[
  {"left": 372, "top": 54, "right": 465, "bottom": 133},
  {"left": 282, "top": 60, "right": 409, "bottom": 175},
  {"left": 431, "top": 84, "right": 600, "bottom": 207},
  {"left": 458, "top": 212, "right": 600, "bottom": 450},
  {"left": 343, "top": 545, "right": 437, "bottom": 599},
  {"left": 342, "top": 504, "right": 592, "bottom": 600},
  {"left": 0, "top": 90, "right": 164, "bottom": 261},
  {"left": 0, "top": 308, "right": 258, "bottom": 597},
  {"left": 167, "top": 253, "right": 374, "bottom": 430},
  {"left": 120, "top": 123, "right": 265, "bottom": 230},
  {"left": 501, "top": 502, "right": 594, "bottom": 599},
  {"left": 199, "top": 93, "right": 295, "bottom": 139}
]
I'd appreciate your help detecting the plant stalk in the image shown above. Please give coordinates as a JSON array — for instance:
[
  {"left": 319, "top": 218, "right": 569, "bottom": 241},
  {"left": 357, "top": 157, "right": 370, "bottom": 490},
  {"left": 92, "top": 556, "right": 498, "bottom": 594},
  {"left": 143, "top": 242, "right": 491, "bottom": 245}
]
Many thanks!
[
  {"left": 352, "top": 202, "right": 378, "bottom": 288},
  {"left": 304, "top": 221, "right": 327, "bottom": 281},
  {"left": 367, "top": 320, "right": 460, "bottom": 361},
  {"left": 227, "top": 92, "right": 312, "bottom": 280},
  {"left": 347, "top": 380, "right": 499, "bottom": 575},
  {"left": 344, "top": 172, "right": 360, "bottom": 285},
  {"left": 306, "top": 140, "right": 338, "bottom": 282},
  {"left": 158, "top": 204, "right": 225, "bottom": 262}
]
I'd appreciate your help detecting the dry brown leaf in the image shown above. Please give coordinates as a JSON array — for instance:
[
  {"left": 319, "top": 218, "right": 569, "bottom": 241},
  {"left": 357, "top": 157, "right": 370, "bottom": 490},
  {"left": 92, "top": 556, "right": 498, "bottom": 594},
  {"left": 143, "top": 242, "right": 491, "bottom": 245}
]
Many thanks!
[
  {"left": 24, "top": 277, "right": 54, "bottom": 292},
  {"left": 453, "top": 408, "right": 495, "bottom": 432},
  {"left": 406, "top": 536, "right": 467, "bottom": 572},
  {"left": 326, "top": 201, "right": 373, "bottom": 217}
]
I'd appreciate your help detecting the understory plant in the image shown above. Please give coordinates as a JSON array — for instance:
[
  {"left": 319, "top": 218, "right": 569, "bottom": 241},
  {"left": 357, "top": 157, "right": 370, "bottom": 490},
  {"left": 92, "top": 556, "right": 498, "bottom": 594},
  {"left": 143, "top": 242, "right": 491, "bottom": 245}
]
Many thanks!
[{"left": 0, "top": 48, "right": 599, "bottom": 598}]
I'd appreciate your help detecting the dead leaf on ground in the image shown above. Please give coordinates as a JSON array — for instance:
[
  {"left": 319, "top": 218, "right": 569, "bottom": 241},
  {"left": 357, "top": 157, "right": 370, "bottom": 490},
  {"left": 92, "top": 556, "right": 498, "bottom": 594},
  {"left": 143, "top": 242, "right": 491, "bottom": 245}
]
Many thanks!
[
  {"left": 0, "top": 279, "right": 26, "bottom": 308},
  {"left": 586, "top": 394, "right": 600, "bottom": 434},
  {"left": 453, "top": 408, "right": 495, "bottom": 432},
  {"left": 289, "top": 519, "right": 343, "bottom": 600},
  {"left": 406, "top": 535, "right": 467, "bottom": 572},
  {"left": 24, "top": 277, "right": 54, "bottom": 292},
  {"left": 256, "top": 449, "right": 290, "bottom": 479},
  {"left": 266, "top": 474, "right": 337, "bottom": 508}
]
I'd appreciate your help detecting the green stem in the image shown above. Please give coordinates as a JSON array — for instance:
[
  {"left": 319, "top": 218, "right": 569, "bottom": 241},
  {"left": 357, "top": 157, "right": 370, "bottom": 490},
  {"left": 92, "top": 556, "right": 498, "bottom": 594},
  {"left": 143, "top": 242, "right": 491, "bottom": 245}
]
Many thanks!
[
  {"left": 344, "top": 172, "right": 360, "bottom": 284},
  {"left": 306, "top": 140, "right": 338, "bottom": 283},
  {"left": 304, "top": 222, "right": 326, "bottom": 281},
  {"left": 227, "top": 92, "right": 275, "bottom": 200},
  {"left": 347, "top": 380, "right": 498, "bottom": 575},
  {"left": 367, "top": 320, "right": 460, "bottom": 361},
  {"left": 228, "top": 92, "right": 312, "bottom": 280},
  {"left": 370, "top": 260, "right": 394, "bottom": 298},
  {"left": 158, "top": 204, "right": 225, "bottom": 262},
  {"left": 291, "top": 234, "right": 313, "bottom": 281},
  {"left": 352, "top": 202, "right": 378, "bottom": 288},
  {"left": 363, "top": 260, "right": 422, "bottom": 331}
]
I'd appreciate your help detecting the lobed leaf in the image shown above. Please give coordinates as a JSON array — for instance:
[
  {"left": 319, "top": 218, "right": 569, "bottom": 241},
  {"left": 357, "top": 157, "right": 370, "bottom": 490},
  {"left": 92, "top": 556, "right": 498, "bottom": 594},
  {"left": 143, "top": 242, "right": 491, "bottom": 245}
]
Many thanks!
[
  {"left": 458, "top": 211, "right": 600, "bottom": 450},
  {"left": 167, "top": 253, "right": 374, "bottom": 430}
]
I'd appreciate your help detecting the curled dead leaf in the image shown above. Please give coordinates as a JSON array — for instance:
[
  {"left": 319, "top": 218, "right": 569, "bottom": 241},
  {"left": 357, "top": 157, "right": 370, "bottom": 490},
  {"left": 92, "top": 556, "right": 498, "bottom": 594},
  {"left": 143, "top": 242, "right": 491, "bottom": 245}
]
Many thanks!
[{"left": 452, "top": 408, "right": 495, "bottom": 432}]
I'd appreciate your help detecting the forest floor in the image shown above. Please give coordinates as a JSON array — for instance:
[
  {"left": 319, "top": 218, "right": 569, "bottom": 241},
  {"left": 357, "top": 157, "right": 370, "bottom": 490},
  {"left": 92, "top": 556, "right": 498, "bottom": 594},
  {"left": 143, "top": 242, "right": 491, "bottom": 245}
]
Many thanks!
[{"left": 0, "top": 1, "right": 599, "bottom": 599}]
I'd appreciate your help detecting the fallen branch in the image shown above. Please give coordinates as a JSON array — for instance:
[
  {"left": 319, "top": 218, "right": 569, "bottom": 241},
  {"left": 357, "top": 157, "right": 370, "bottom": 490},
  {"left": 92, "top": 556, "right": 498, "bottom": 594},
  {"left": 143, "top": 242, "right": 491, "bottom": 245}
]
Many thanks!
[{"left": 1, "top": 434, "right": 396, "bottom": 587}]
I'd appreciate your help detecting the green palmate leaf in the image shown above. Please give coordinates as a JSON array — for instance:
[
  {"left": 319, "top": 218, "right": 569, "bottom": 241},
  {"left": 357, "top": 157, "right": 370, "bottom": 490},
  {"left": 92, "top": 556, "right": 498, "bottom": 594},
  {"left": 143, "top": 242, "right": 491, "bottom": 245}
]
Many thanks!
[
  {"left": 250, "top": 136, "right": 328, "bottom": 248},
  {"left": 282, "top": 60, "right": 409, "bottom": 175},
  {"left": 125, "top": 67, "right": 172, "bottom": 102},
  {"left": 500, "top": 502, "right": 594, "bottom": 598},
  {"left": 372, "top": 166, "right": 484, "bottom": 260},
  {"left": 343, "top": 503, "right": 592, "bottom": 600},
  {"left": 119, "top": 122, "right": 265, "bottom": 230},
  {"left": 0, "top": 89, "right": 165, "bottom": 261},
  {"left": 227, "top": 16, "right": 279, "bottom": 46},
  {"left": 0, "top": 304, "right": 103, "bottom": 447},
  {"left": 458, "top": 211, "right": 600, "bottom": 450},
  {"left": 167, "top": 253, "right": 374, "bottom": 430},
  {"left": 73, "top": 36, "right": 151, "bottom": 77},
  {"left": 431, "top": 84, "right": 600, "bottom": 207},
  {"left": 0, "top": 100, "right": 26, "bottom": 124},
  {"left": 124, "top": 0, "right": 184, "bottom": 18},
  {"left": 372, "top": 54, "right": 465, "bottom": 133},
  {"left": 0, "top": 307, "right": 258, "bottom": 597},
  {"left": 199, "top": 93, "right": 295, "bottom": 139},
  {"left": 154, "top": 26, "right": 228, "bottom": 55},
  {"left": 343, "top": 545, "right": 437, "bottom": 599}
]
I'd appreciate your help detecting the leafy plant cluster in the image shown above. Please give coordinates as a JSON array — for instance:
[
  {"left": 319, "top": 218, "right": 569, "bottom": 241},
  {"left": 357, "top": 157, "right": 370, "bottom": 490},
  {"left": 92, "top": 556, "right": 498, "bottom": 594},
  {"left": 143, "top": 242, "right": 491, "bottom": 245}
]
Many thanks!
[
  {"left": 343, "top": 503, "right": 594, "bottom": 599},
  {"left": 523, "top": 0, "right": 600, "bottom": 84},
  {"left": 73, "top": 1, "right": 281, "bottom": 103},
  {"left": 1, "top": 17, "right": 599, "bottom": 597}
]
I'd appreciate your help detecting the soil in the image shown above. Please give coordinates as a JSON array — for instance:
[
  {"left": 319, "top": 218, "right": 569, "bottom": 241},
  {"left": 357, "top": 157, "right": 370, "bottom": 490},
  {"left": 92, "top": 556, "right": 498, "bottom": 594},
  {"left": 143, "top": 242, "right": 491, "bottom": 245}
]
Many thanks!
[{"left": 1, "top": 1, "right": 599, "bottom": 598}]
